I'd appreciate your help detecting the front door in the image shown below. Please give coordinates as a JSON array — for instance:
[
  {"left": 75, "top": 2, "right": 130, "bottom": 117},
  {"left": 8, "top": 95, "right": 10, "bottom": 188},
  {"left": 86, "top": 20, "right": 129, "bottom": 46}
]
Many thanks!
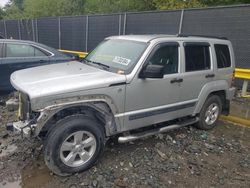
[{"left": 123, "top": 42, "right": 184, "bottom": 131}]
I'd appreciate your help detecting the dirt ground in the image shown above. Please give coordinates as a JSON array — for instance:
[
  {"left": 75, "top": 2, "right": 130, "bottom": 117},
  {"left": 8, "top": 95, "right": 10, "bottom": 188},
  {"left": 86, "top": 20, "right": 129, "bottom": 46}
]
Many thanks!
[{"left": 0, "top": 93, "right": 250, "bottom": 188}]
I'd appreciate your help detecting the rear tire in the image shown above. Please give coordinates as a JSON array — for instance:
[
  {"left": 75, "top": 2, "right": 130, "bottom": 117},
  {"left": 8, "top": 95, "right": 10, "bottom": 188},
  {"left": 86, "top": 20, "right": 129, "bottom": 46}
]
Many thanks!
[
  {"left": 195, "top": 95, "right": 222, "bottom": 130},
  {"left": 44, "top": 115, "right": 105, "bottom": 176}
]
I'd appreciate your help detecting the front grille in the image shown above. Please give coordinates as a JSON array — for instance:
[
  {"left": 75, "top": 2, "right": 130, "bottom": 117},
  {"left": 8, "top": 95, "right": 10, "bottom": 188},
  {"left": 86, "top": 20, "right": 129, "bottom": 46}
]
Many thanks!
[{"left": 18, "top": 92, "right": 31, "bottom": 121}]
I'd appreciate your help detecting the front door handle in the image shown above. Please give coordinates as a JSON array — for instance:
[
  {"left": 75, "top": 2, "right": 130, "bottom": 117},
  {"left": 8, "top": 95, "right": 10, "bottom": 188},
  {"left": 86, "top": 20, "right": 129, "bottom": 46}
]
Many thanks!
[
  {"left": 205, "top": 74, "right": 215, "bottom": 78},
  {"left": 170, "top": 78, "right": 183, "bottom": 84}
]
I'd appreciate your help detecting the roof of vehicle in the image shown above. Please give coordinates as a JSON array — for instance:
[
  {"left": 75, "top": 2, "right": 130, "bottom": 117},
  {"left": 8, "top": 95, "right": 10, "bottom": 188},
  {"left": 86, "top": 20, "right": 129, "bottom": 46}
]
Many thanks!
[
  {"left": 107, "top": 34, "right": 229, "bottom": 43},
  {"left": 0, "top": 39, "right": 43, "bottom": 45}
]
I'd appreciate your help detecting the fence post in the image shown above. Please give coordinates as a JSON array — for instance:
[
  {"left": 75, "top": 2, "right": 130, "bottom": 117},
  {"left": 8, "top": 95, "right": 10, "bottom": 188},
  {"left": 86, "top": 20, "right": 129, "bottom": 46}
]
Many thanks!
[
  {"left": 18, "top": 20, "right": 21, "bottom": 39},
  {"left": 123, "top": 13, "right": 127, "bottom": 35},
  {"left": 118, "top": 14, "right": 122, "bottom": 35},
  {"left": 58, "top": 17, "right": 61, "bottom": 49},
  {"left": 35, "top": 19, "right": 38, "bottom": 42},
  {"left": 3, "top": 20, "right": 7, "bottom": 38},
  {"left": 85, "top": 15, "right": 89, "bottom": 52},
  {"left": 178, "top": 9, "right": 184, "bottom": 35},
  {"left": 32, "top": 19, "right": 35, "bottom": 41}
]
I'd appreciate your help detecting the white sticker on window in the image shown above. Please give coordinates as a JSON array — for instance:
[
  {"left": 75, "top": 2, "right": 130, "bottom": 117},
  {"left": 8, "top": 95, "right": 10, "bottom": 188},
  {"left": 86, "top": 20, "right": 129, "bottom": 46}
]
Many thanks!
[{"left": 112, "top": 56, "right": 131, "bottom": 66}]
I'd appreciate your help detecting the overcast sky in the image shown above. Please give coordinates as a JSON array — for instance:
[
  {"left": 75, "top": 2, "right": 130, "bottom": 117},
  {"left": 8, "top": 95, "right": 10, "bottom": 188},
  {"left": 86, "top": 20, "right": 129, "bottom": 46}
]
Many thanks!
[{"left": 0, "top": 0, "right": 9, "bottom": 8}]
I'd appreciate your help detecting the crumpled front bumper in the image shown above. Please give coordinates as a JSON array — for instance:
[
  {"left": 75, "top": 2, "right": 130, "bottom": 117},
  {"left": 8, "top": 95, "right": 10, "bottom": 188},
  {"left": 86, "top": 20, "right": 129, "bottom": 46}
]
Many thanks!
[
  {"left": 6, "top": 92, "right": 37, "bottom": 137},
  {"left": 10, "top": 120, "right": 37, "bottom": 137}
]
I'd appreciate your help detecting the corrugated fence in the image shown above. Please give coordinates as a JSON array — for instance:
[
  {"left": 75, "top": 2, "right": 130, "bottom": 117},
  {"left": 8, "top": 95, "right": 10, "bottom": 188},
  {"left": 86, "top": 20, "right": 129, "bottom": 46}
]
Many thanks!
[{"left": 0, "top": 4, "right": 250, "bottom": 68}]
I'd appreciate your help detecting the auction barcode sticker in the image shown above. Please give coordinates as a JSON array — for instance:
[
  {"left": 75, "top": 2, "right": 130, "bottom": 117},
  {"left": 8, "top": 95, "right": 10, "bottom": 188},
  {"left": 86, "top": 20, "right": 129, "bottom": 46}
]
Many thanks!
[{"left": 112, "top": 56, "right": 131, "bottom": 66}]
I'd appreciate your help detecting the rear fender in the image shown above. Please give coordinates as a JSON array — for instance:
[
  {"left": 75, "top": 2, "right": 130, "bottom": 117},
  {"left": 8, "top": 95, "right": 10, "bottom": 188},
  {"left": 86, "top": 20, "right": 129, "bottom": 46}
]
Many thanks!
[{"left": 193, "top": 80, "right": 229, "bottom": 115}]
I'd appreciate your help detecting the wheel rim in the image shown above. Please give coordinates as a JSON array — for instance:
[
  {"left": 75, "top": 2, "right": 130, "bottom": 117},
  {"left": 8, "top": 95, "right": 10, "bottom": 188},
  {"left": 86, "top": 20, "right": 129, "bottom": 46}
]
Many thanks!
[
  {"left": 204, "top": 103, "right": 219, "bottom": 125},
  {"left": 60, "top": 131, "right": 97, "bottom": 167}
]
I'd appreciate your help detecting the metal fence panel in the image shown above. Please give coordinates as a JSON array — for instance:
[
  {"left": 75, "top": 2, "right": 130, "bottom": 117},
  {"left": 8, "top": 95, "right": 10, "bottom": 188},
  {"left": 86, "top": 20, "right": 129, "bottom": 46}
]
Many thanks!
[
  {"left": 182, "top": 6, "right": 250, "bottom": 68},
  {"left": 5, "top": 20, "right": 19, "bottom": 39},
  {"left": 37, "top": 17, "right": 59, "bottom": 49},
  {"left": 126, "top": 10, "right": 182, "bottom": 35},
  {"left": 19, "top": 19, "right": 34, "bottom": 41},
  {"left": 1, "top": 5, "right": 250, "bottom": 70},
  {"left": 0, "top": 20, "right": 5, "bottom": 37},
  {"left": 88, "top": 14, "right": 120, "bottom": 51},
  {"left": 60, "top": 16, "right": 87, "bottom": 51}
]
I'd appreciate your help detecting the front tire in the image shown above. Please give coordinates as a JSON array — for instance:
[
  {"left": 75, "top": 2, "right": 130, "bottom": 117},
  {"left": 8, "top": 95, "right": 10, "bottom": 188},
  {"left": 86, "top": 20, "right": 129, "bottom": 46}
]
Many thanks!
[
  {"left": 44, "top": 115, "right": 105, "bottom": 176},
  {"left": 196, "top": 95, "right": 222, "bottom": 130}
]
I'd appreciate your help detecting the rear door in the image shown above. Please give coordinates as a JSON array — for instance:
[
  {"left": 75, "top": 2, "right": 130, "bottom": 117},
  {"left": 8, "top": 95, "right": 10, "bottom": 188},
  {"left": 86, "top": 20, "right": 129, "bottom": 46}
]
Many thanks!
[
  {"left": 178, "top": 42, "right": 214, "bottom": 115},
  {"left": 1, "top": 42, "right": 51, "bottom": 90}
]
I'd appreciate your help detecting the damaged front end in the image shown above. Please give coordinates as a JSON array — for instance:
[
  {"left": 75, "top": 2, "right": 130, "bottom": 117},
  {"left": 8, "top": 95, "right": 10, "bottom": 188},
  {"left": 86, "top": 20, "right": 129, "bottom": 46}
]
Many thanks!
[{"left": 8, "top": 92, "right": 40, "bottom": 137}]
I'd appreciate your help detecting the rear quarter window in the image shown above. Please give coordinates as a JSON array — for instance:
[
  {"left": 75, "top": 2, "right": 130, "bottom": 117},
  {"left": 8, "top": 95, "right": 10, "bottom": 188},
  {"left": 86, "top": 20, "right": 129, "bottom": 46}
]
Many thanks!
[{"left": 214, "top": 44, "right": 231, "bottom": 68}]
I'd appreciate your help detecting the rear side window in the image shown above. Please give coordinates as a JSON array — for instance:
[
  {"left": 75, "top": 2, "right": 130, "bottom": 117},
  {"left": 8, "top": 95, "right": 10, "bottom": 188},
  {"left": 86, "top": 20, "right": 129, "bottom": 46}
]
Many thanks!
[
  {"left": 215, "top": 44, "right": 231, "bottom": 68},
  {"left": 185, "top": 43, "right": 211, "bottom": 72},
  {"left": 6, "top": 43, "right": 48, "bottom": 58}
]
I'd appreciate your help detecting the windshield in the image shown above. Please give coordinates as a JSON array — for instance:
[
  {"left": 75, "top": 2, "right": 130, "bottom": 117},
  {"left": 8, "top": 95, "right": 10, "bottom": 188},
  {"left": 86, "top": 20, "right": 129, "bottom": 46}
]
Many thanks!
[{"left": 85, "top": 39, "right": 148, "bottom": 74}]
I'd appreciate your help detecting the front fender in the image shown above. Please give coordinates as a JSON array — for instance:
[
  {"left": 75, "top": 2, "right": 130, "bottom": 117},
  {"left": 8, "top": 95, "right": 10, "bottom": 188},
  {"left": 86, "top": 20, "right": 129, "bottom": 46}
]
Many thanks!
[{"left": 34, "top": 96, "right": 122, "bottom": 136}]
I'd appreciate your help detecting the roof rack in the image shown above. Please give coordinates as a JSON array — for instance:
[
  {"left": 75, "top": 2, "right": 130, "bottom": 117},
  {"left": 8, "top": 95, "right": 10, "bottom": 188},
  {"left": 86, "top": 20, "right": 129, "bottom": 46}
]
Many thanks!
[{"left": 177, "top": 34, "right": 228, "bottom": 40}]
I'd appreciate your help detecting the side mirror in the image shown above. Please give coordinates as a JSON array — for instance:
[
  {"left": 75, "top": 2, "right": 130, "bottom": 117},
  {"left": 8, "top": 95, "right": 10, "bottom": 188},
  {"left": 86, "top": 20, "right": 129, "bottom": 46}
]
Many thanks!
[{"left": 139, "top": 64, "right": 164, "bottom": 79}]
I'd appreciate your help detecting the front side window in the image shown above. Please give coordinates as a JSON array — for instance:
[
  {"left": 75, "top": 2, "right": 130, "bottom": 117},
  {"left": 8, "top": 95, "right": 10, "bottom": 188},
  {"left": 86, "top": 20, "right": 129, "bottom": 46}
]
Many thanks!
[
  {"left": 215, "top": 44, "right": 231, "bottom": 68},
  {"left": 148, "top": 44, "right": 179, "bottom": 74},
  {"left": 185, "top": 43, "right": 211, "bottom": 72},
  {"left": 85, "top": 39, "right": 148, "bottom": 74},
  {"left": 6, "top": 43, "right": 47, "bottom": 58}
]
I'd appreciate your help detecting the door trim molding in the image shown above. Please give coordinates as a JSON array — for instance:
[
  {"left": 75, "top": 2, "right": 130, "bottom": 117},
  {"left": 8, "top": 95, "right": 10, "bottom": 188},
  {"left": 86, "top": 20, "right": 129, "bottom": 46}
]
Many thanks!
[{"left": 115, "top": 99, "right": 197, "bottom": 120}]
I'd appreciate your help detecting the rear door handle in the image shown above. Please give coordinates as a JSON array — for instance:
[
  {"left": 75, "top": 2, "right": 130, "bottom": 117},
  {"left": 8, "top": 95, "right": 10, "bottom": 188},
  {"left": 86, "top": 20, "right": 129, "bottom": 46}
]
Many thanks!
[
  {"left": 170, "top": 78, "right": 183, "bottom": 84},
  {"left": 205, "top": 74, "right": 215, "bottom": 78}
]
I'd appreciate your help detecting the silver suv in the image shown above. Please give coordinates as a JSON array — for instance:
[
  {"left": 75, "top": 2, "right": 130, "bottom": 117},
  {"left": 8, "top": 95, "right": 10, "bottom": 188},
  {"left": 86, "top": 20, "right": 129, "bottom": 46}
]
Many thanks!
[{"left": 10, "top": 35, "right": 235, "bottom": 176}]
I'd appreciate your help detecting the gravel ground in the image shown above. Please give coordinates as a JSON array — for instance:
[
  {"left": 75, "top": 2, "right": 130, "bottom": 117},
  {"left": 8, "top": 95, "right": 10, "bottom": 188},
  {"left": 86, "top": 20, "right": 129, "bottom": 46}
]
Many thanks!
[{"left": 0, "top": 93, "right": 250, "bottom": 188}]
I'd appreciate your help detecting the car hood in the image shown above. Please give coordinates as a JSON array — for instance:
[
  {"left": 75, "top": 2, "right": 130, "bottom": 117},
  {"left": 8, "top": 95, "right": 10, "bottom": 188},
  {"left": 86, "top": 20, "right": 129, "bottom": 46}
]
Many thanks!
[{"left": 11, "top": 61, "right": 126, "bottom": 99}]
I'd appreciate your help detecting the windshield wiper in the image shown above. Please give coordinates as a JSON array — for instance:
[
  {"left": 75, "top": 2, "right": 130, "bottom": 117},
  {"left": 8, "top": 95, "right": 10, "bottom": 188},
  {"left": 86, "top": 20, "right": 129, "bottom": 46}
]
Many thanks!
[
  {"left": 91, "top": 61, "right": 110, "bottom": 69},
  {"left": 83, "top": 59, "right": 110, "bottom": 70}
]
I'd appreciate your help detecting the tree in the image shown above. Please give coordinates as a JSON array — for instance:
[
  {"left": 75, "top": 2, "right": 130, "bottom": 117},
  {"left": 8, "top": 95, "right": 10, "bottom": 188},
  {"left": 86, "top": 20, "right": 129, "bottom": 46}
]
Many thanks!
[
  {"left": 84, "top": 0, "right": 155, "bottom": 14},
  {"left": 3, "top": 4, "right": 23, "bottom": 19},
  {"left": 202, "top": 0, "right": 250, "bottom": 6},
  {"left": 9, "top": 0, "right": 24, "bottom": 10},
  {"left": 1, "top": 0, "right": 250, "bottom": 20},
  {"left": 23, "top": 0, "right": 85, "bottom": 18},
  {"left": 153, "top": 0, "right": 204, "bottom": 10},
  {"left": 0, "top": 8, "right": 5, "bottom": 20}
]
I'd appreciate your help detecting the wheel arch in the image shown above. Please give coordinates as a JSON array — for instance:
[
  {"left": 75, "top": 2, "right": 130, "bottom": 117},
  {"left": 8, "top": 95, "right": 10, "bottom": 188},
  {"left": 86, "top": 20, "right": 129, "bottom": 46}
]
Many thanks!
[
  {"left": 193, "top": 80, "right": 230, "bottom": 115},
  {"left": 37, "top": 101, "right": 119, "bottom": 139}
]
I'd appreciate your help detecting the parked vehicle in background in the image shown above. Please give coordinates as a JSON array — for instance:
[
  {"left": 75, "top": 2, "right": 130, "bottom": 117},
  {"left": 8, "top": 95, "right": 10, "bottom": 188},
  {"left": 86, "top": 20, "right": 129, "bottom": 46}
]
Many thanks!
[
  {"left": 9, "top": 35, "right": 235, "bottom": 176},
  {"left": 0, "top": 39, "right": 75, "bottom": 91}
]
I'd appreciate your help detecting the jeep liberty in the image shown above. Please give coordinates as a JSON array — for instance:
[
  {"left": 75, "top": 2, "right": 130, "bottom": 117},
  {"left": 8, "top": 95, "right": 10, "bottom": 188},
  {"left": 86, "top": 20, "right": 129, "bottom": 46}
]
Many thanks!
[{"left": 9, "top": 35, "right": 235, "bottom": 176}]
